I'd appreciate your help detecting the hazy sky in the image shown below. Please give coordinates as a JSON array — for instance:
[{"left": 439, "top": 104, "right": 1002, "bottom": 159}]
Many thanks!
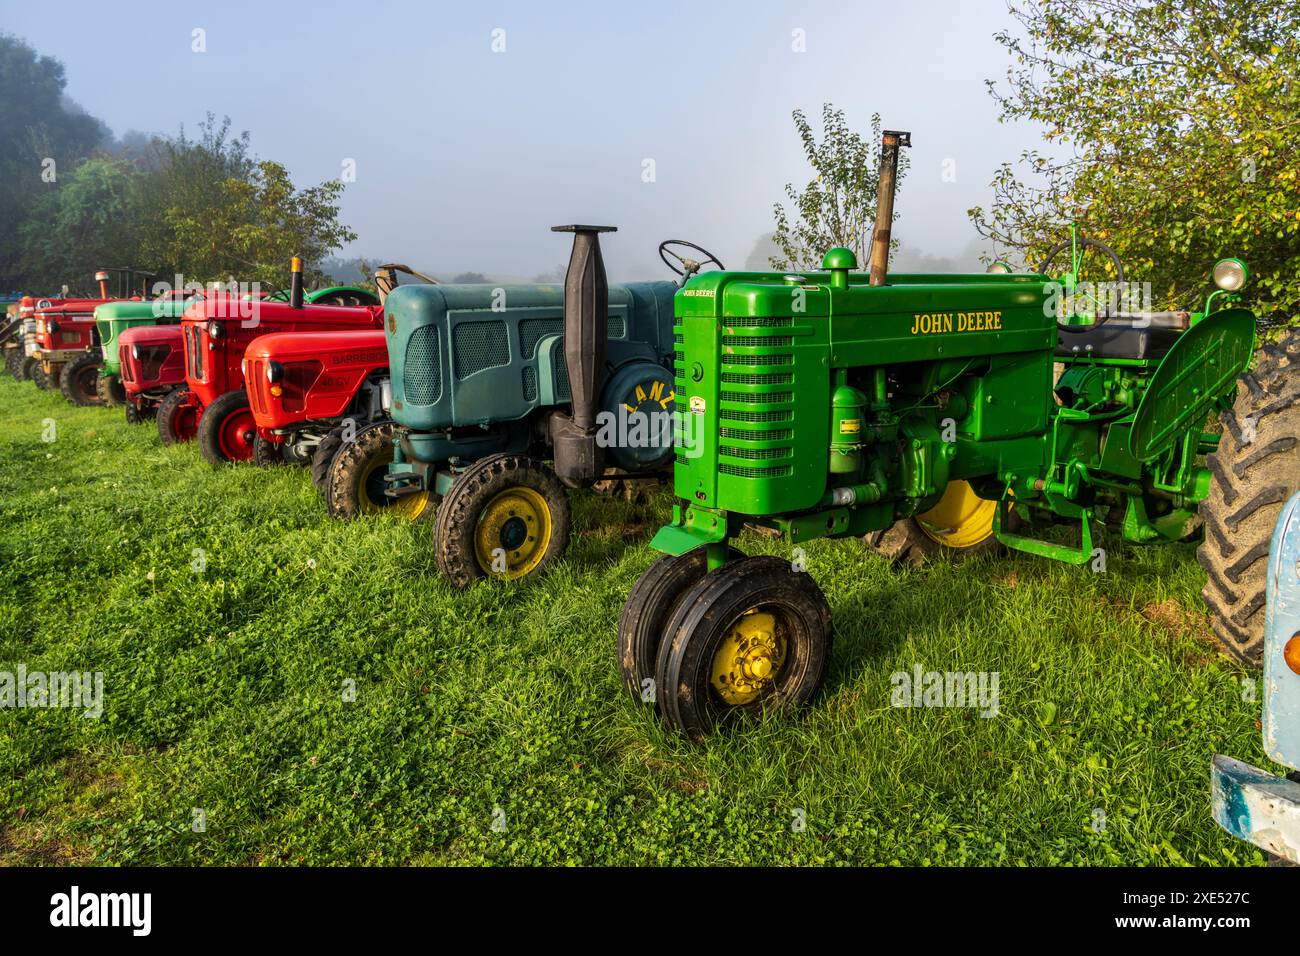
[{"left": 1, "top": 0, "right": 1046, "bottom": 280}]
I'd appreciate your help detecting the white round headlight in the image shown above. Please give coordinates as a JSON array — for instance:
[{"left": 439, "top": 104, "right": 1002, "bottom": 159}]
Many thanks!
[
  {"left": 1212, "top": 258, "right": 1248, "bottom": 292},
  {"left": 986, "top": 260, "right": 1013, "bottom": 275}
]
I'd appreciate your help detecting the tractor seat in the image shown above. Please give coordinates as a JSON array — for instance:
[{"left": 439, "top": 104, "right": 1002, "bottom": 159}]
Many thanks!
[{"left": 1054, "top": 312, "right": 1189, "bottom": 361}]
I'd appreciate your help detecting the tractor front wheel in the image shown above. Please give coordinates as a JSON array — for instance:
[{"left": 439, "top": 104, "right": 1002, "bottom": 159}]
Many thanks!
[
  {"left": 197, "top": 390, "right": 257, "bottom": 465},
  {"left": 31, "top": 362, "right": 55, "bottom": 390},
  {"left": 253, "top": 434, "right": 286, "bottom": 466},
  {"left": 1198, "top": 326, "right": 1300, "bottom": 666},
  {"left": 326, "top": 421, "right": 435, "bottom": 520},
  {"left": 96, "top": 372, "right": 126, "bottom": 406},
  {"left": 651, "top": 555, "right": 832, "bottom": 740},
  {"left": 864, "top": 479, "right": 1002, "bottom": 565},
  {"left": 157, "top": 387, "right": 200, "bottom": 445},
  {"left": 618, "top": 545, "right": 741, "bottom": 708},
  {"left": 61, "top": 352, "right": 103, "bottom": 406},
  {"left": 433, "top": 453, "right": 569, "bottom": 587},
  {"left": 124, "top": 401, "right": 151, "bottom": 425},
  {"left": 21, "top": 357, "right": 37, "bottom": 382}
]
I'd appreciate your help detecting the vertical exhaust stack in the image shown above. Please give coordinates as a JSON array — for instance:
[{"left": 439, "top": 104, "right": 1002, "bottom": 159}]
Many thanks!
[
  {"left": 289, "top": 256, "right": 304, "bottom": 308},
  {"left": 550, "top": 224, "right": 617, "bottom": 487},
  {"left": 868, "top": 130, "right": 911, "bottom": 287},
  {"left": 95, "top": 270, "right": 109, "bottom": 299}
]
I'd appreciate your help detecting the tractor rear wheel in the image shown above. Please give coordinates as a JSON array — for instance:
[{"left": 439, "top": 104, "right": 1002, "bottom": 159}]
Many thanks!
[
  {"left": 618, "top": 545, "right": 742, "bottom": 709},
  {"left": 5, "top": 349, "right": 22, "bottom": 380},
  {"left": 157, "top": 387, "right": 199, "bottom": 445},
  {"left": 864, "top": 479, "right": 1002, "bottom": 565},
  {"left": 433, "top": 453, "right": 569, "bottom": 587},
  {"left": 310, "top": 425, "right": 348, "bottom": 492},
  {"left": 197, "top": 390, "right": 257, "bottom": 465},
  {"left": 326, "top": 421, "right": 435, "bottom": 520},
  {"left": 651, "top": 556, "right": 832, "bottom": 741},
  {"left": 1198, "top": 326, "right": 1300, "bottom": 666},
  {"left": 61, "top": 352, "right": 103, "bottom": 406},
  {"left": 96, "top": 372, "right": 126, "bottom": 406}
]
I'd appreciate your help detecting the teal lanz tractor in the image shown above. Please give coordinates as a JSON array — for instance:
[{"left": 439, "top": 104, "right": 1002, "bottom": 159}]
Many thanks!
[
  {"left": 618, "top": 130, "right": 1293, "bottom": 740},
  {"left": 369, "top": 226, "right": 696, "bottom": 585}
]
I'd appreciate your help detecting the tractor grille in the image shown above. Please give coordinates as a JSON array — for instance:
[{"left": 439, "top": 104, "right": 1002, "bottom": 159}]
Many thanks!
[
  {"left": 248, "top": 360, "right": 266, "bottom": 414},
  {"left": 119, "top": 345, "right": 133, "bottom": 383},
  {"left": 453, "top": 321, "right": 509, "bottom": 379},
  {"left": 713, "top": 320, "right": 798, "bottom": 479},
  {"left": 185, "top": 326, "right": 205, "bottom": 380},
  {"left": 404, "top": 324, "right": 442, "bottom": 405}
]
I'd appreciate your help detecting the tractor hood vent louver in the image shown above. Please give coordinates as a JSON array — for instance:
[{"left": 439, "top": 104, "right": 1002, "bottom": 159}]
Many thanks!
[{"left": 404, "top": 324, "right": 442, "bottom": 405}]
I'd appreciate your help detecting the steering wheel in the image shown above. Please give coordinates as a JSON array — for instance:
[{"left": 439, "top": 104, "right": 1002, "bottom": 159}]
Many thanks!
[
  {"left": 659, "top": 240, "right": 724, "bottom": 281},
  {"left": 1038, "top": 235, "right": 1125, "bottom": 333}
]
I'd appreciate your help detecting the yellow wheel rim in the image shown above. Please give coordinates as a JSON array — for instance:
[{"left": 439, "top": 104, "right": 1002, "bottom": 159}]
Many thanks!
[
  {"left": 357, "top": 452, "right": 432, "bottom": 519},
  {"left": 473, "top": 487, "right": 552, "bottom": 580},
  {"left": 916, "top": 480, "right": 997, "bottom": 549},
  {"left": 710, "top": 609, "right": 786, "bottom": 706}
]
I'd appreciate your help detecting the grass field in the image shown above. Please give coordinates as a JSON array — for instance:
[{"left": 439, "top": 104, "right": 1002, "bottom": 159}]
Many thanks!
[{"left": 0, "top": 373, "right": 1277, "bottom": 866}]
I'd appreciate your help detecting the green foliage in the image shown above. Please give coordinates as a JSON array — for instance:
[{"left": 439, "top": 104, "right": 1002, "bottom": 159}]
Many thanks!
[
  {"left": 771, "top": 105, "right": 906, "bottom": 272},
  {"left": 0, "top": 378, "right": 1273, "bottom": 866},
  {"left": 970, "top": 0, "right": 1300, "bottom": 322}
]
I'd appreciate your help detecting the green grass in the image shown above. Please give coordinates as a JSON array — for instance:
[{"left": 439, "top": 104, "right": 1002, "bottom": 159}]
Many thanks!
[{"left": 0, "top": 374, "right": 1277, "bottom": 866}]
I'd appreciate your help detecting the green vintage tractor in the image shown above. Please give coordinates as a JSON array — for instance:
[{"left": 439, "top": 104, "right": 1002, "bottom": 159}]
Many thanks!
[
  {"left": 93, "top": 296, "right": 191, "bottom": 407},
  {"left": 618, "top": 130, "right": 1294, "bottom": 740}
]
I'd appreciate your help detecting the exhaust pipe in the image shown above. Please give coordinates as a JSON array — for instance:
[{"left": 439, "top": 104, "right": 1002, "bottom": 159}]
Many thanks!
[
  {"left": 868, "top": 130, "right": 911, "bottom": 287},
  {"left": 550, "top": 223, "right": 616, "bottom": 487},
  {"left": 290, "top": 256, "right": 304, "bottom": 308}
]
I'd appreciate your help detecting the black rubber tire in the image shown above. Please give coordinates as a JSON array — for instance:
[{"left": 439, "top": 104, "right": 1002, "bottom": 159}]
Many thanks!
[
  {"left": 124, "top": 402, "right": 147, "bottom": 425},
  {"left": 157, "top": 386, "right": 198, "bottom": 446},
  {"left": 20, "top": 357, "right": 37, "bottom": 382},
  {"left": 4, "top": 349, "right": 22, "bottom": 380},
  {"left": 618, "top": 545, "right": 742, "bottom": 709},
  {"left": 49, "top": 362, "right": 64, "bottom": 389},
  {"left": 327, "top": 421, "right": 436, "bottom": 520},
  {"left": 1198, "top": 326, "right": 1300, "bottom": 667},
  {"left": 653, "top": 555, "right": 833, "bottom": 741},
  {"left": 433, "top": 453, "right": 570, "bottom": 588},
  {"left": 310, "top": 424, "right": 349, "bottom": 492},
  {"left": 96, "top": 372, "right": 126, "bottom": 407},
  {"left": 31, "top": 362, "right": 53, "bottom": 390},
  {"left": 253, "top": 434, "right": 285, "bottom": 466},
  {"left": 196, "top": 390, "right": 255, "bottom": 465},
  {"left": 60, "top": 352, "right": 102, "bottom": 406}
]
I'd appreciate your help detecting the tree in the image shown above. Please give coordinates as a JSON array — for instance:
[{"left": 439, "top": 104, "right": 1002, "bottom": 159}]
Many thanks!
[
  {"left": 770, "top": 105, "right": 906, "bottom": 271},
  {"left": 0, "top": 33, "right": 110, "bottom": 285},
  {"left": 970, "top": 0, "right": 1300, "bottom": 322}
]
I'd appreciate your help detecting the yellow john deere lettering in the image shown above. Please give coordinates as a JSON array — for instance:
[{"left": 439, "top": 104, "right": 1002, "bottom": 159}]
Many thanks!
[{"left": 909, "top": 311, "right": 1003, "bottom": 335}]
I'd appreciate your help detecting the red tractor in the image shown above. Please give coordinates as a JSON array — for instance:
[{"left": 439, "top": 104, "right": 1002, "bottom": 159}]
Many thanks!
[
  {"left": 27, "top": 269, "right": 155, "bottom": 402},
  {"left": 117, "top": 322, "right": 189, "bottom": 426},
  {"left": 163, "top": 259, "right": 382, "bottom": 463}
]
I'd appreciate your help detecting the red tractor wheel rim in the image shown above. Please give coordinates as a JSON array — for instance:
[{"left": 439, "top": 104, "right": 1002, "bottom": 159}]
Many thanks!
[
  {"left": 218, "top": 409, "right": 257, "bottom": 461},
  {"left": 173, "top": 404, "right": 199, "bottom": 441}
]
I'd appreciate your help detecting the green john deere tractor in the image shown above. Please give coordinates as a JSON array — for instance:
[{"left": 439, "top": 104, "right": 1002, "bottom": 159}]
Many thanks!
[{"left": 618, "top": 129, "right": 1296, "bottom": 739}]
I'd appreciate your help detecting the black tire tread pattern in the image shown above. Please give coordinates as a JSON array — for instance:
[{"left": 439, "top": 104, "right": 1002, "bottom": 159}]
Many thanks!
[{"left": 1197, "top": 326, "right": 1300, "bottom": 666}]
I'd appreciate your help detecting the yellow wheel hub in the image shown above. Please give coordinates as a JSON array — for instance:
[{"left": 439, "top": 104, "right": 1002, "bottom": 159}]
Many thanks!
[
  {"left": 473, "top": 487, "right": 552, "bottom": 580},
  {"left": 357, "top": 454, "right": 433, "bottom": 519},
  {"left": 916, "top": 480, "right": 996, "bottom": 549},
  {"left": 710, "top": 610, "right": 786, "bottom": 706}
]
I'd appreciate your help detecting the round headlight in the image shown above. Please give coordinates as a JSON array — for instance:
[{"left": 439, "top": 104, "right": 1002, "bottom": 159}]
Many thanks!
[
  {"left": 132, "top": 344, "right": 142, "bottom": 361},
  {"left": 986, "top": 260, "right": 1013, "bottom": 275},
  {"left": 266, "top": 361, "right": 283, "bottom": 384},
  {"left": 206, "top": 320, "right": 224, "bottom": 339},
  {"left": 1212, "top": 258, "right": 1248, "bottom": 292}
]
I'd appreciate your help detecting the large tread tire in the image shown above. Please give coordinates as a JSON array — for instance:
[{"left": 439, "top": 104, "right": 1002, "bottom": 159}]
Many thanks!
[
  {"left": 124, "top": 402, "right": 148, "bottom": 425},
  {"left": 310, "top": 425, "right": 348, "bottom": 492},
  {"left": 5, "top": 349, "right": 22, "bottom": 380},
  {"left": 654, "top": 556, "right": 833, "bottom": 741},
  {"left": 196, "top": 390, "right": 256, "bottom": 465},
  {"left": 21, "top": 357, "right": 37, "bottom": 382},
  {"left": 31, "top": 362, "right": 53, "bottom": 391},
  {"left": 433, "top": 453, "right": 570, "bottom": 588},
  {"left": 1198, "top": 326, "right": 1300, "bottom": 666},
  {"left": 61, "top": 352, "right": 103, "bottom": 406},
  {"left": 326, "top": 421, "right": 436, "bottom": 520},
  {"left": 253, "top": 434, "right": 285, "bottom": 466},
  {"left": 96, "top": 372, "right": 126, "bottom": 407},
  {"left": 157, "top": 387, "right": 199, "bottom": 446}
]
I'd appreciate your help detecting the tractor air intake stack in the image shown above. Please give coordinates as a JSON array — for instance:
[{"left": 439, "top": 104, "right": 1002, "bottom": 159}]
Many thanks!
[
  {"left": 868, "top": 130, "right": 911, "bottom": 287},
  {"left": 95, "top": 270, "right": 110, "bottom": 299},
  {"left": 290, "top": 256, "right": 304, "bottom": 308},
  {"left": 550, "top": 224, "right": 616, "bottom": 487}
]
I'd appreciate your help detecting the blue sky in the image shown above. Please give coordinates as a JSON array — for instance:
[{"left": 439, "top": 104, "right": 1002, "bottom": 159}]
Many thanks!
[{"left": 1, "top": 0, "right": 1046, "bottom": 280}]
